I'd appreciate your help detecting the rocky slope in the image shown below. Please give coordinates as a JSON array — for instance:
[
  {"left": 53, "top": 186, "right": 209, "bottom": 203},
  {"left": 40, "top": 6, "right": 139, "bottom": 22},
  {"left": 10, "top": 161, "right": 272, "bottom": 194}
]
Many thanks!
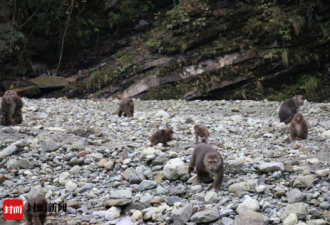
[
  {"left": 1, "top": 0, "right": 330, "bottom": 101},
  {"left": 0, "top": 98, "right": 330, "bottom": 225}
]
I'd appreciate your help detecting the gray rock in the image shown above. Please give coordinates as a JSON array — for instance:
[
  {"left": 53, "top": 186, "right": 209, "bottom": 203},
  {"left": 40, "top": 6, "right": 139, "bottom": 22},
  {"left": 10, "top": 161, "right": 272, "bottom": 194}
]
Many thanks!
[
  {"left": 164, "top": 197, "right": 183, "bottom": 206},
  {"left": 77, "top": 183, "right": 93, "bottom": 193},
  {"left": 281, "top": 203, "right": 308, "bottom": 221},
  {"left": 172, "top": 204, "right": 192, "bottom": 225},
  {"left": 66, "top": 180, "right": 77, "bottom": 192},
  {"left": 293, "top": 175, "right": 314, "bottom": 188},
  {"left": 222, "top": 217, "right": 234, "bottom": 225},
  {"left": 59, "top": 172, "right": 71, "bottom": 185},
  {"left": 163, "top": 158, "right": 187, "bottom": 180},
  {"left": 69, "top": 165, "right": 81, "bottom": 174},
  {"left": 190, "top": 209, "right": 220, "bottom": 223},
  {"left": 306, "top": 219, "right": 328, "bottom": 225},
  {"left": 283, "top": 213, "right": 298, "bottom": 225},
  {"left": 103, "top": 199, "right": 132, "bottom": 207},
  {"left": 152, "top": 155, "right": 168, "bottom": 165},
  {"left": 259, "top": 162, "right": 284, "bottom": 172},
  {"left": 129, "top": 173, "right": 142, "bottom": 184},
  {"left": 319, "top": 201, "right": 330, "bottom": 209},
  {"left": 156, "top": 185, "right": 167, "bottom": 195},
  {"left": 19, "top": 159, "right": 35, "bottom": 169},
  {"left": 204, "top": 191, "right": 218, "bottom": 204},
  {"left": 236, "top": 197, "right": 260, "bottom": 214},
  {"left": 228, "top": 179, "right": 258, "bottom": 196},
  {"left": 116, "top": 216, "right": 134, "bottom": 225},
  {"left": 0, "top": 143, "right": 18, "bottom": 158},
  {"left": 40, "top": 138, "right": 60, "bottom": 152},
  {"left": 287, "top": 189, "right": 304, "bottom": 203},
  {"left": 140, "top": 193, "right": 153, "bottom": 207},
  {"left": 233, "top": 211, "right": 264, "bottom": 225},
  {"left": 109, "top": 189, "right": 132, "bottom": 199},
  {"left": 26, "top": 185, "right": 48, "bottom": 199},
  {"left": 139, "top": 180, "right": 157, "bottom": 191}
]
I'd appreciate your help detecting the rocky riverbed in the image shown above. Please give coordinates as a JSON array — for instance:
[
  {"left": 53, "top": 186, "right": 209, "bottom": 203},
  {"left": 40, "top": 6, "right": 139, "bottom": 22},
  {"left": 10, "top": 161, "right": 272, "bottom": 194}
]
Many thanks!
[{"left": 0, "top": 98, "right": 330, "bottom": 225}]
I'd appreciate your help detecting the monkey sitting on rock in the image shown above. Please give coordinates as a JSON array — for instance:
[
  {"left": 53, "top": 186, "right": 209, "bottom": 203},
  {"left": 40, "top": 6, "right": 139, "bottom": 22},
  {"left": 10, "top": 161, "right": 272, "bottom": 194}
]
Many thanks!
[
  {"left": 188, "top": 139, "right": 224, "bottom": 192},
  {"left": 290, "top": 113, "right": 308, "bottom": 140},
  {"left": 0, "top": 90, "right": 24, "bottom": 126},
  {"left": 279, "top": 95, "right": 304, "bottom": 124}
]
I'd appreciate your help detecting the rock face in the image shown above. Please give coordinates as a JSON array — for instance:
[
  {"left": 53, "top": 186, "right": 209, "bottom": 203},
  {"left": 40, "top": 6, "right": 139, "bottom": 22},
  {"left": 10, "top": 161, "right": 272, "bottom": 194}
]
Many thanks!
[
  {"left": 30, "top": 76, "right": 68, "bottom": 88},
  {"left": 0, "top": 99, "right": 329, "bottom": 224}
]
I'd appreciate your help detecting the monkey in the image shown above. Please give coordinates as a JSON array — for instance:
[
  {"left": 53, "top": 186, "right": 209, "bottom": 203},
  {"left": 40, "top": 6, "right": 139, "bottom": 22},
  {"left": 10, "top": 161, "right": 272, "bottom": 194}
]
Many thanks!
[
  {"left": 149, "top": 129, "right": 174, "bottom": 147},
  {"left": 194, "top": 124, "right": 210, "bottom": 144},
  {"left": 290, "top": 113, "right": 308, "bottom": 140},
  {"left": 118, "top": 99, "right": 134, "bottom": 117},
  {"left": 23, "top": 197, "right": 48, "bottom": 225},
  {"left": 0, "top": 90, "right": 24, "bottom": 126},
  {"left": 188, "top": 140, "right": 224, "bottom": 192},
  {"left": 279, "top": 95, "right": 304, "bottom": 124}
]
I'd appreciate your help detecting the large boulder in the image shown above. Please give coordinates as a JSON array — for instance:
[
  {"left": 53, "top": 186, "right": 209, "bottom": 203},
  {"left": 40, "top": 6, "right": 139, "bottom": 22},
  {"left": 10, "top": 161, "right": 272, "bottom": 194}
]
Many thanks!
[{"left": 30, "top": 76, "right": 68, "bottom": 88}]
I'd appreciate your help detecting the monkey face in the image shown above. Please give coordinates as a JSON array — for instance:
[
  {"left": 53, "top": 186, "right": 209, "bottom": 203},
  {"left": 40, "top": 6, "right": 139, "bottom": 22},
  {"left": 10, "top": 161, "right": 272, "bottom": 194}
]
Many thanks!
[
  {"left": 295, "top": 113, "right": 303, "bottom": 122},
  {"left": 4, "top": 91, "right": 17, "bottom": 104},
  {"left": 207, "top": 157, "right": 219, "bottom": 171},
  {"left": 294, "top": 95, "right": 304, "bottom": 106}
]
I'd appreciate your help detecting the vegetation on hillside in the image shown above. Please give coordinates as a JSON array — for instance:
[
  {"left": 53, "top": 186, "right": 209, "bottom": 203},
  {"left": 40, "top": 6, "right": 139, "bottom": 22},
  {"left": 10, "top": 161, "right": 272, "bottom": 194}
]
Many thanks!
[{"left": 0, "top": 0, "right": 329, "bottom": 101}]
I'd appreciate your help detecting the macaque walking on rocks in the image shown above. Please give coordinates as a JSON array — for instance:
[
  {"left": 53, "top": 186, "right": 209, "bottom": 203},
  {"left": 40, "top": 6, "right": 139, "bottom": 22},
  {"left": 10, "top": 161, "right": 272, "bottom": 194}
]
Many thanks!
[
  {"left": 149, "top": 129, "right": 174, "bottom": 147},
  {"left": 0, "top": 90, "right": 23, "bottom": 126},
  {"left": 188, "top": 140, "right": 224, "bottom": 192},
  {"left": 23, "top": 197, "right": 48, "bottom": 225},
  {"left": 194, "top": 124, "right": 210, "bottom": 144},
  {"left": 290, "top": 113, "right": 308, "bottom": 140},
  {"left": 279, "top": 95, "right": 304, "bottom": 124},
  {"left": 118, "top": 98, "right": 134, "bottom": 117}
]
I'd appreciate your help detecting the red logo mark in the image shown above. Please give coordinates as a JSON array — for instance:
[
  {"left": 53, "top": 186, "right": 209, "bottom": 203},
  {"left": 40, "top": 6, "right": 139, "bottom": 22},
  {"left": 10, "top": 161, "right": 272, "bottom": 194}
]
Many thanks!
[{"left": 3, "top": 199, "right": 24, "bottom": 220}]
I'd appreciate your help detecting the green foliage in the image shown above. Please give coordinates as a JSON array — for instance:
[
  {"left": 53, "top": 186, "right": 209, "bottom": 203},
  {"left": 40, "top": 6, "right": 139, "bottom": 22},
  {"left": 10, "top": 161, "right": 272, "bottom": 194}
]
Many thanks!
[
  {"left": 0, "top": 27, "right": 25, "bottom": 54},
  {"left": 162, "top": 0, "right": 210, "bottom": 31},
  {"left": 244, "top": 3, "right": 292, "bottom": 41},
  {"left": 298, "top": 73, "right": 322, "bottom": 97},
  {"left": 139, "top": 1, "right": 154, "bottom": 12}
]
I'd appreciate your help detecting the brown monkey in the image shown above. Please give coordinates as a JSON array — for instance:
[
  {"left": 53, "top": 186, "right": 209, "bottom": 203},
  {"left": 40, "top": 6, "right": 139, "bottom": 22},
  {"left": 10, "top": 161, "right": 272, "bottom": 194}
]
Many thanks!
[
  {"left": 23, "top": 197, "right": 48, "bottom": 225},
  {"left": 0, "top": 90, "right": 24, "bottom": 126},
  {"left": 118, "top": 99, "right": 134, "bottom": 117},
  {"left": 188, "top": 140, "right": 224, "bottom": 192},
  {"left": 194, "top": 124, "right": 210, "bottom": 144},
  {"left": 149, "top": 129, "right": 174, "bottom": 147},
  {"left": 279, "top": 95, "right": 304, "bottom": 124},
  {"left": 290, "top": 113, "right": 308, "bottom": 140}
]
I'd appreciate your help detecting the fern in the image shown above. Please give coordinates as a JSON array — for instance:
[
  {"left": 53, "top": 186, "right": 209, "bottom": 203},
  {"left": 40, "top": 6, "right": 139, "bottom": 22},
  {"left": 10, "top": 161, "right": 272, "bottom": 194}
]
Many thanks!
[{"left": 298, "top": 73, "right": 321, "bottom": 97}]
